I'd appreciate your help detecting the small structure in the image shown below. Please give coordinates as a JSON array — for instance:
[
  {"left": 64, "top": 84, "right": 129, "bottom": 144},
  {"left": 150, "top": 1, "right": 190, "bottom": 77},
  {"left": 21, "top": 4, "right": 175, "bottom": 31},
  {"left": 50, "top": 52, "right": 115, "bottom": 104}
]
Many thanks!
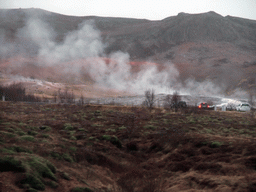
[{"left": 222, "top": 105, "right": 226, "bottom": 111}]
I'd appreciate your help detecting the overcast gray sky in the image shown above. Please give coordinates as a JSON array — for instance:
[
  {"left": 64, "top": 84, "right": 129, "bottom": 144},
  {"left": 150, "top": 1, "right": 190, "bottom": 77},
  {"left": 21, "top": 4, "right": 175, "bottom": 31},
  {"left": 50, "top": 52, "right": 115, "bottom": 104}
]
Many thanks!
[{"left": 0, "top": 0, "right": 256, "bottom": 20}]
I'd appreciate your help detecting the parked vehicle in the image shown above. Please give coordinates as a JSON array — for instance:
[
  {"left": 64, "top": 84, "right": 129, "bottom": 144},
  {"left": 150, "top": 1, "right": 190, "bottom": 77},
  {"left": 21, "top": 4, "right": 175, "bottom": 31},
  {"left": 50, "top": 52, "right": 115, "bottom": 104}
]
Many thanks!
[
  {"left": 177, "top": 101, "right": 187, "bottom": 108},
  {"left": 197, "top": 102, "right": 214, "bottom": 110},
  {"left": 236, "top": 103, "right": 251, "bottom": 112},
  {"left": 197, "top": 102, "right": 209, "bottom": 109},
  {"left": 171, "top": 101, "right": 187, "bottom": 108}
]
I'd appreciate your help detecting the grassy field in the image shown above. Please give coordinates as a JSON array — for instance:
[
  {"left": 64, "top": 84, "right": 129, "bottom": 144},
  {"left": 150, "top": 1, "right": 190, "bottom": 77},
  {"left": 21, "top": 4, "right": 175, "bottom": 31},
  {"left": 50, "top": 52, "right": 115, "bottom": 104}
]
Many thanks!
[{"left": 0, "top": 101, "right": 256, "bottom": 192}]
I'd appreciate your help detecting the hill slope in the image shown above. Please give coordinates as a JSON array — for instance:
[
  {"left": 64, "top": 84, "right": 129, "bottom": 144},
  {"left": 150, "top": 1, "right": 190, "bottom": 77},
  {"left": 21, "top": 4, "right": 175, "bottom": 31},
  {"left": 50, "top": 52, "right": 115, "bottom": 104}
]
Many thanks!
[
  {"left": 1, "top": 9, "right": 256, "bottom": 56},
  {"left": 0, "top": 8, "right": 255, "bottom": 95}
]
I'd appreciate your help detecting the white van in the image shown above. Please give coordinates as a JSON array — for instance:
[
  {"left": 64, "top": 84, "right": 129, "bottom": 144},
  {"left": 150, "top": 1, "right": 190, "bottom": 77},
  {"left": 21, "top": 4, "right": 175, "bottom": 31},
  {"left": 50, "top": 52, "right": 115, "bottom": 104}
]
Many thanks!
[{"left": 236, "top": 103, "right": 251, "bottom": 112}]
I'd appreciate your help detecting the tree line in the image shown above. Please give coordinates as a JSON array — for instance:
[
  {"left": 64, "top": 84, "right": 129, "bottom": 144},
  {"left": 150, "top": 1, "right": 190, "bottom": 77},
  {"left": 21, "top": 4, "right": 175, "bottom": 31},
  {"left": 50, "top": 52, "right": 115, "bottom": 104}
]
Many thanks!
[{"left": 0, "top": 83, "right": 41, "bottom": 102}]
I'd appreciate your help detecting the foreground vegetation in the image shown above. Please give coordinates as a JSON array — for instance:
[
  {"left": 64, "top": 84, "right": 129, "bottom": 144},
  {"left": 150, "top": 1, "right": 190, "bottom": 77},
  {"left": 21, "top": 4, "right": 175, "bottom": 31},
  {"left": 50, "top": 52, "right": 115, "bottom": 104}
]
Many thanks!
[{"left": 0, "top": 101, "right": 256, "bottom": 191}]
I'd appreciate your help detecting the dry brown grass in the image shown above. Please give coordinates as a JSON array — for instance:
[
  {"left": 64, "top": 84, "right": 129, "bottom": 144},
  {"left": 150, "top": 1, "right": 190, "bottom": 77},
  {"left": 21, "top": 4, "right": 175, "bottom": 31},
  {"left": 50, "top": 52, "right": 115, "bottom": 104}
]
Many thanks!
[{"left": 0, "top": 101, "right": 256, "bottom": 191}]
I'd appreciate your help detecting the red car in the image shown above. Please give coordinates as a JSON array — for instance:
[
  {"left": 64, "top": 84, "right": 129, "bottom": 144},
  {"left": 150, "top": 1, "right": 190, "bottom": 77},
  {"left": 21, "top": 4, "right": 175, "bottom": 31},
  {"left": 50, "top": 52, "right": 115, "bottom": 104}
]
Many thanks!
[{"left": 198, "top": 102, "right": 210, "bottom": 109}]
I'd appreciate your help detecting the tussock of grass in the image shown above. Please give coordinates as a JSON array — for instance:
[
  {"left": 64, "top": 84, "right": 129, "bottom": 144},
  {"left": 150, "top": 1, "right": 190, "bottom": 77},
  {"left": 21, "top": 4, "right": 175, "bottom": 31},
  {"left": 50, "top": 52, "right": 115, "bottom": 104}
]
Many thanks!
[
  {"left": 105, "top": 128, "right": 116, "bottom": 132},
  {"left": 0, "top": 147, "right": 16, "bottom": 154},
  {"left": 1, "top": 146, "right": 33, "bottom": 154},
  {"left": 14, "top": 155, "right": 57, "bottom": 190},
  {"left": 210, "top": 141, "right": 223, "bottom": 148},
  {"left": 0, "top": 131, "right": 16, "bottom": 138},
  {"left": 4, "top": 127, "right": 15, "bottom": 132},
  {"left": 118, "top": 126, "right": 126, "bottom": 130},
  {"left": 45, "top": 180, "right": 59, "bottom": 188},
  {"left": 70, "top": 136, "right": 77, "bottom": 140},
  {"left": 27, "top": 130, "right": 38, "bottom": 136},
  {"left": 20, "top": 135, "right": 35, "bottom": 142},
  {"left": 101, "top": 135, "right": 122, "bottom": 148},
  {"left": 60, "top": 172, "right": 71, "bottom": 180},
  {"left": 143, "top": 124, "right": 156, "bottom": 130},
  {"left": 41, "top": 134, "right": 50, "bottom": 138},
  {"left": 16, "top": 131, "right": 26, "bottom": 136},
  {"left": 64, "top": 123, "right": 74, "bottom": 130},
  {"left": 50, "top": 151, "right": 74, "bottom": 162}
]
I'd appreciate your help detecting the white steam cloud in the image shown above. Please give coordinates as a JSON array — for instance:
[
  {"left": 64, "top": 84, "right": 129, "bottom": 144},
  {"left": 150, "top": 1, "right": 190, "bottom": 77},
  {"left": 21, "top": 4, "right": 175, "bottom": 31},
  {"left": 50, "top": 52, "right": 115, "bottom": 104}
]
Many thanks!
[
  {"left": 17, "top": 18, "right": 104, "bottom": 64},
  {"left": 13, "top": 17, "right": 182, "bottom": 94},
  {"left": 84, "top": 51, "right": 180, "bottom": 93}
]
